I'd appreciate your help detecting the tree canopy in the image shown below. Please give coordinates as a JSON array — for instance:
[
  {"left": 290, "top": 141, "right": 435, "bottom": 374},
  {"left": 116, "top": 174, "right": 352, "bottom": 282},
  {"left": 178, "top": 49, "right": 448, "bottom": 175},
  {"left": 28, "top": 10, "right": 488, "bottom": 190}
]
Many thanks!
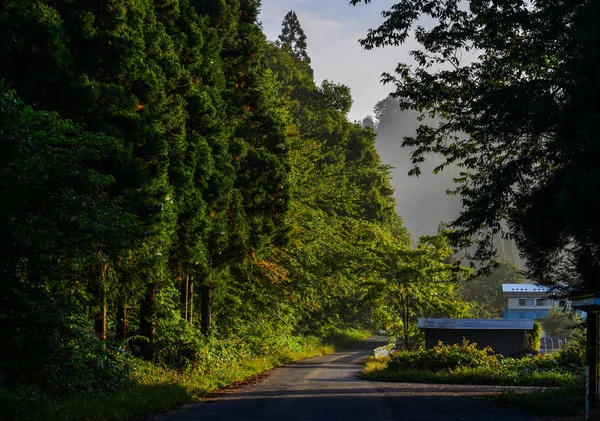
[
  {"left": 351, "top": 0, "right": 600, "bottom": 296},
  {"left": 0, "top": 3, "right": 478, "bottom": 414}
]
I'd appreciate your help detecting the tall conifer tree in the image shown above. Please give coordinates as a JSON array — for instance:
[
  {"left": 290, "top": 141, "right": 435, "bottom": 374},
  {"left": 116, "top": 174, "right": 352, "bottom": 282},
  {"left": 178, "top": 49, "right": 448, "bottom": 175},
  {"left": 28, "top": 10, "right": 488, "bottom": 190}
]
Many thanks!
[
  {"left": 278, "top": 11, "right": 313, "bottom": 77},
  {"left": 0, "top": 0, "right": 178, "bottom": 349}
]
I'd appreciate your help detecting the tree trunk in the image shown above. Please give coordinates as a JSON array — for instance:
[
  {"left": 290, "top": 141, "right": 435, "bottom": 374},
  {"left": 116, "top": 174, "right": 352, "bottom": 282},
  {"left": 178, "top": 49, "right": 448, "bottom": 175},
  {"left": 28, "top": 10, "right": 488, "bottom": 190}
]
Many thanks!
[
  {"left": 188, "top": 275, "right": 194, "bottom": 324},
  {"left": 93, "top": 260, "right": 108, "bottom": 341},
  {"left": 181, "top": 273, "right": 189, "bottom": 321},
  {"left": 403, "top": 294, "right": 410, "bottom": 350},
  {"left": 200, "top": 285, "right": 212, "bottom": 335},
  {"left": 94, "top": 289, "right": 107, "bottom": 341},
  {"left": 139, "top": 284, "right": 158, "bottom": 359},
  {"left": 117, "top": 299, "right": 127, "bottom": 340}
]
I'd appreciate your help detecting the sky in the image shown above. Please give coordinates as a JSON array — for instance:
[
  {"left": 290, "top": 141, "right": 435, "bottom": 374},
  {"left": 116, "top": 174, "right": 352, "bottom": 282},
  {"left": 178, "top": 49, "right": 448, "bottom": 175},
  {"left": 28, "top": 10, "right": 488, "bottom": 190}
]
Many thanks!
[{"left": 259, "top": 0, "right": 421, "bottom": 122}]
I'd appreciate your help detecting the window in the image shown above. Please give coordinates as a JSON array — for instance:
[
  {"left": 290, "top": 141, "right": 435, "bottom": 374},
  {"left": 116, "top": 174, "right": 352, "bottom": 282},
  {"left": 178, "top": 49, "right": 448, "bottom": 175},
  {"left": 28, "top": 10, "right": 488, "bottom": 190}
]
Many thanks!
[
  {"left": 519, "top": 298, "right": 534, "bottom": 306},
  {"left": 536, "top": 298, "right": 545, "bottom": 307}
]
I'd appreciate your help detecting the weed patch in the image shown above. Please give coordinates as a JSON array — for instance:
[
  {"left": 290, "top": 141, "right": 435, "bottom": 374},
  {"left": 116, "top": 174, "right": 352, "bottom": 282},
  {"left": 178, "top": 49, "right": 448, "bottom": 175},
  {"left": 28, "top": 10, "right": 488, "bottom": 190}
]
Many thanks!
[
  {"left": 495, "top": 381, "right": 585, "bottom": 417},
  {"left": 361, "top": 340, "right": 580, "bottom": 387},
  {"left": 1, "top": 329, "right": 370, "bottom": 421}
]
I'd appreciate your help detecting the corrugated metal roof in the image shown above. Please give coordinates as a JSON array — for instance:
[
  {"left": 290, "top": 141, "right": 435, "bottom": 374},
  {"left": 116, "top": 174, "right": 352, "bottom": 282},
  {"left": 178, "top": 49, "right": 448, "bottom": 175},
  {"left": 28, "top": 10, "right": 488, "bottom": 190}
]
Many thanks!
[
  {"left": 572, "top": 294, "right": 600, "bottom": 310},
  {"left": 502, "top": 283, "right": 549, "bottom": 293},
  {"left": 418, "top": 318, "right": 534, "bottom": 330}
]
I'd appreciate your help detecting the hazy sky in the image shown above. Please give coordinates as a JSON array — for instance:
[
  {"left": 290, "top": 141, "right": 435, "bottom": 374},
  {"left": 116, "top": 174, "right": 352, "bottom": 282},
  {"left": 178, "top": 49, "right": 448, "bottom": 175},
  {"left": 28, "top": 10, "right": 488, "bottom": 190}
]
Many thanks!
[{"left": 259, "top": 0, "right": 420, "bottom": 122}]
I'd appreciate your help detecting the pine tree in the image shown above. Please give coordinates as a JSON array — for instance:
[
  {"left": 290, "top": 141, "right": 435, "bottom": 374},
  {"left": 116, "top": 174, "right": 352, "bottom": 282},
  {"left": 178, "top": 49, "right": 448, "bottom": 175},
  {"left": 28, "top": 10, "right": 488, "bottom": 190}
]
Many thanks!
[
  {"left": 278, "top": 11, "right": 313, "bottom": 76},
  {"left": 0, "top": 0, "right": 179, "bottom": 352}
]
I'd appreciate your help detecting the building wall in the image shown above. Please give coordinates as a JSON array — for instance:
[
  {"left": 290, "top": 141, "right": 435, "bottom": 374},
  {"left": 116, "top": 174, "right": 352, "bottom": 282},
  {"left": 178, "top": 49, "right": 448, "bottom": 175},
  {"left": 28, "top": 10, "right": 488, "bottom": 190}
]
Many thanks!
[
  {"left": 503, "top": 309, "right": 550, "bottom": 320},
  {"left": 506, "top": 297, "right": 558, "bottom": 310},
  {"left": 424, "top": 329, "right": 528, "bottom": 356},
  {"left": 502, "top": 284, "right": 583, "bottom": 322}
]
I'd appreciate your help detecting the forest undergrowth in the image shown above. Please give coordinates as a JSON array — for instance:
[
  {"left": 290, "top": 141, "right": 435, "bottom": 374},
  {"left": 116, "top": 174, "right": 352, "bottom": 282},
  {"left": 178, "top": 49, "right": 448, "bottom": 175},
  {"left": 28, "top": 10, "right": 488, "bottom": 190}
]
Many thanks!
[
  {"left": 361, "top": 336, "right": 587, "bottom": 417},
  {"left": 1, "top": 328, "right": 370, "bottom": 421}
]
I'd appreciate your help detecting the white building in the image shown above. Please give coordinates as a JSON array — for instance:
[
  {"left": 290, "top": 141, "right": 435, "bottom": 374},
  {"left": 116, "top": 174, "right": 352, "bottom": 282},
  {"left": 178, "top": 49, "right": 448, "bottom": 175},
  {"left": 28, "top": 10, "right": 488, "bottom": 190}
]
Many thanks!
[{"left": 502, "top": 284, "right": 559, "bottom": 320}]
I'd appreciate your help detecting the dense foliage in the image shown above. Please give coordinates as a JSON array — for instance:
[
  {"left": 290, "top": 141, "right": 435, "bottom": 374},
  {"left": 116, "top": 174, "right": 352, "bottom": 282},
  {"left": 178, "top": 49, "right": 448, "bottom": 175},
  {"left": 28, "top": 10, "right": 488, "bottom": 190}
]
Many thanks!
[
  {"left": 363, "top": 339, "right": 584, "bottom": 387},
  {"left": 388, "top": 340, "right": 499, "bottom": 372},
  {"left": 541, "top": 308, "right": 581, "bottom": 339},
  {"left": 0, "top": 86, "right": 131, "bottom": 395},
  {"left": 352, "top": 0, "right": 600, "bottom": 296},
  {"left": 0, "top": 3, "right": 474, "bottom": 415}
]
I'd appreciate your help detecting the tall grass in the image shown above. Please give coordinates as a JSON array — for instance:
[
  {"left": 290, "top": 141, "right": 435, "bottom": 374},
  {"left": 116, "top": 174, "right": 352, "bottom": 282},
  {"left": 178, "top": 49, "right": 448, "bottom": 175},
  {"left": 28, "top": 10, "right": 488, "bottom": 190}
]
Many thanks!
[
  {"left": 495, "top": 381, "right": 585, "bottom": 417},
  {"left": 2, "top": 329, "right": 371, "bottom": 421},
  {"left": 361, "top": 340, "right": 580, "bottom": 387},
  {"left": 361, "top": 340, "right": 588, "bottom": 418}
]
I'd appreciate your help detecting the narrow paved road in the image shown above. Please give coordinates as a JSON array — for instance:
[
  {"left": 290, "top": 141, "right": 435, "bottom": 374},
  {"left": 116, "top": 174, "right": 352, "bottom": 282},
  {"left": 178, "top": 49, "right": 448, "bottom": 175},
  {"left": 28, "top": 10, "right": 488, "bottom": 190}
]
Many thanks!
[{"left": 152, "top": 337, "right": 541, "bottom": 421}]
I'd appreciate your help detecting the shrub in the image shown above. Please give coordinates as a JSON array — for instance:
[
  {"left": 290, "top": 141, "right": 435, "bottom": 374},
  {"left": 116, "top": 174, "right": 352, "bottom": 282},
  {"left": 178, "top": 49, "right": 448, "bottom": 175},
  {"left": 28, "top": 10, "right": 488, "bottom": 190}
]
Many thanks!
[
  {"left": 387, "top": 339, "right": 500, "bottom": 372},
  {"left": 526, "top": 320, "right": 542, "bottom": 351},
  {"left": 151, "top": 317, "right": 207, "bottom": 370},
  {"left": 365, "top": 340, "right": 580, "bottom": 387},
  {"left": 555, "top": 326, "right": 586, "bottom": 370}
]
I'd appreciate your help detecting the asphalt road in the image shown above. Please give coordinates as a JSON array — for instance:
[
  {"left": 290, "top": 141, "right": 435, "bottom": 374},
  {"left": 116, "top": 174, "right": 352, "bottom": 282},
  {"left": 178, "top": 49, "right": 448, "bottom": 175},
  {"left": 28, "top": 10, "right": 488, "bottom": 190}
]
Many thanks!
[{"left": 151, "top": 337, "right": 541, "bottom": 421}]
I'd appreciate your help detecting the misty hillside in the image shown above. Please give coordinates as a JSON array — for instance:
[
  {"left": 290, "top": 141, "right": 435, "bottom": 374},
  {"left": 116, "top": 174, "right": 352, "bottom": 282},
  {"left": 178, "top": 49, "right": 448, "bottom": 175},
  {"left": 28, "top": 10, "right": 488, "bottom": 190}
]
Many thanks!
[
  {"left": 370, "top": 97, "right": 522, "bottom": 266},
  {"left": 371, "top": 97, "right": 462, "bottom": 240}
]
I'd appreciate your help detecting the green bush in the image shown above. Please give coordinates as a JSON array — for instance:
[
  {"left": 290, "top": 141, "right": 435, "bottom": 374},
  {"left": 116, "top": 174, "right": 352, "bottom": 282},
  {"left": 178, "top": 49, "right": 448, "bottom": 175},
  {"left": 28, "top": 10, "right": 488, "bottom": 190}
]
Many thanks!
[
  {"left": 376, "top": 339, "right": 582, "bottom": 388},
  {"left": 149, "top": 316, "right": 367, "bottom": 373},
  {"left": 151, "top": 318, "right": 207, "bottom": 370},
  {"left": 555, "top": 326, "right": 586, "bottom": 370},
  {"left": 388, "top": 339, "right": 500, "bottom": 372},
  {"left": 526, "top": 320, "right": 542, "bottom": 350},
  {"left": 386, "top": 339, "right": 586, "bottom": 376},
  {"left": 0, "top": 332, "right": 130, "bottom": 420}
]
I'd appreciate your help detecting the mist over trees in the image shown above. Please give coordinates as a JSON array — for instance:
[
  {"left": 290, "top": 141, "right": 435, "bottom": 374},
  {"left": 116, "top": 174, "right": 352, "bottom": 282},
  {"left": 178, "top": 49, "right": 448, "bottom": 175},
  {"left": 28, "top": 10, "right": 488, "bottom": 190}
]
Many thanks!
[
  {"left": 368, "top": 97, "right": 522, "bottom": 267},
  {"left": 458, "top": 260, "right": 524, "bottom": 318},
  {"left": 352, "top": 0, "right": 600, "bottom": 296},
  {"left": 369, "top": 97, "right": 461, "bottom": 240}
]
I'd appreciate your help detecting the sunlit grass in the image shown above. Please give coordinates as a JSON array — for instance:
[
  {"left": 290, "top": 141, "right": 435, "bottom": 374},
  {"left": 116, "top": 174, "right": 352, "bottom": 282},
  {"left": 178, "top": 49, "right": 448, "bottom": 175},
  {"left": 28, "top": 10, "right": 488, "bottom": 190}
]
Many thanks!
[
  {"left": 360, "top": 351, "right": 585, "bottom": 418},
  {"left": 361, "top": 354, "right": 575, "bottom": 387},
  {"left": 4, "top": 329, "right": 370, "bottom": 421}
]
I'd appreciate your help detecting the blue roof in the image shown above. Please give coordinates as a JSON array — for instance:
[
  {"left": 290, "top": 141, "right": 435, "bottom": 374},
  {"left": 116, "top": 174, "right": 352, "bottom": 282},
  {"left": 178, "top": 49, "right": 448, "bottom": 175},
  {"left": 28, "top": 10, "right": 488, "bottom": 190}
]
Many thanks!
[
  {"left": 502, "top": 284, "right": 549, "bottom": 293},
  {"left": 418, "top": 318, "right": 534, "bottom": 330},
  {"left": 572, "top": 294, "right": 600, "bottom": 310}
]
